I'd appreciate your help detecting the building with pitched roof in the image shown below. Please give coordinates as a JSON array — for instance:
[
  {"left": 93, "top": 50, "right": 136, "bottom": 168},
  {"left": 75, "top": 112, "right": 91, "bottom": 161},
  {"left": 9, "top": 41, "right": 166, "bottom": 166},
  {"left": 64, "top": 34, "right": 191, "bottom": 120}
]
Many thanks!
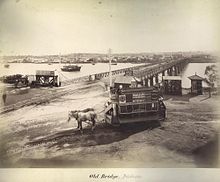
[{"left": 188, "top": 73, "right": 204, "bottom": 95}]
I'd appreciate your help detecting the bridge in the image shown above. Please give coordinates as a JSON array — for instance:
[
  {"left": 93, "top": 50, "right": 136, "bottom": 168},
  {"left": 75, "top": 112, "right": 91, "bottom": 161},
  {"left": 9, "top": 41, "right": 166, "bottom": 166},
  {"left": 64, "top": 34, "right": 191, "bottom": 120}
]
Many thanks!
[
  {"left": 133, "top": 58, "right": 189, "bottom": 86},
  {"left": 62, "top": 58, "right": 189, "bottom": 86},
  {"left": 0, "top": 58, "right": 189, "bottom": 114}
]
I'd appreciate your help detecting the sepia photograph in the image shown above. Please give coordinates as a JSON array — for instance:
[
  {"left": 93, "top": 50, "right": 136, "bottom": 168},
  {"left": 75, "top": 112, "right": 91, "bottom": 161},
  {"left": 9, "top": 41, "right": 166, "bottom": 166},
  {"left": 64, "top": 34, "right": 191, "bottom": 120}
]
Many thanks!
[{"left": 0, "top": 0, "right": 220, "bottom": 181}]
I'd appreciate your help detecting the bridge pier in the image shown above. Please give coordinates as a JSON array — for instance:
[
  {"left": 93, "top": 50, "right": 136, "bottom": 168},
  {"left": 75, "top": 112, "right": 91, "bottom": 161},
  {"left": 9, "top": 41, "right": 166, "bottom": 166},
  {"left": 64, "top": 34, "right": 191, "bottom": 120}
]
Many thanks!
[
  {"left": 176, "top": 65, "right": 180, "bottom": 74},
  {"left": 168, "top": 68, "right": 172, "bottom": 76},
  {"left": 172, "top": 66, "right": 176, "bottom": 76},
  {"left": 142, "top": 77, "right": 145, "bottom": 86},
  {"left": 179, "top": 63, "right": 183, "bottom": 72},
  {"left": 155, "top": 74, "right": 159, "bottom": 84},
  {"left": 172, "top": 66, "right": 175, "bottom": 76},
  {"left": 174, "top": 66, "right": 178, "bottom": 76},
  {"left": 145, "top": 78, "right": 149, "bottom": 87},
  {"left": 130, "top": 59, "right": 189, "bottom": 87},
  {"left": 159, "top": 72, "right": 163, "bottom": 82},
  {"left": 171, "top": 67, "right": 174, "bottom": 76},
  {"left": 150, "top": 77, "right": 154, "bottom": 86}
]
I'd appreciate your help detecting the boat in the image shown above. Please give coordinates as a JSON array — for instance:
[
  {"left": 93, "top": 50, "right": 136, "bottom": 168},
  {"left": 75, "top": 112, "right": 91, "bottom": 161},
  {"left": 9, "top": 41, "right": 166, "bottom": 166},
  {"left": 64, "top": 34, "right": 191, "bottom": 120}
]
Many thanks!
[
  {"left": 61, "top": 64, "right": 81, "bottom": 72},
  {"left": 4, "top": 64, "right": 10, "bottom": 68},
  {"left": 111, "top": 60, "right": 117, "bottom": 65}
]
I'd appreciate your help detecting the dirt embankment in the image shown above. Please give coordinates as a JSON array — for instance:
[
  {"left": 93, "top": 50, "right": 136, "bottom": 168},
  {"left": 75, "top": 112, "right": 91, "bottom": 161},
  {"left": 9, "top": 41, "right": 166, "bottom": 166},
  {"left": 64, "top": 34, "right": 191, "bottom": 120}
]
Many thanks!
[{"left": 0, "top": 81, "right": 219, "bottom": 167}]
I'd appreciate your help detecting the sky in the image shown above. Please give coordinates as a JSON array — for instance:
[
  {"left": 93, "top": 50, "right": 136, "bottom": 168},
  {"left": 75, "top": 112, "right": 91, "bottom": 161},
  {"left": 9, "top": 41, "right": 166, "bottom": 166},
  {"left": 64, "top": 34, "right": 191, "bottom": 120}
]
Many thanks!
[{"left": 0, "top": 0, "right": 219, "bottom": 55}]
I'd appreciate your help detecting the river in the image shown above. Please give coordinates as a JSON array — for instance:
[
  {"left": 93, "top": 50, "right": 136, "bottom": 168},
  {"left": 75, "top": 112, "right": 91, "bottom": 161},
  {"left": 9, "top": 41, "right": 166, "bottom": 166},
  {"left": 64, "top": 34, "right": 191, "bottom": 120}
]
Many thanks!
[{"left": 0, "top": 63, "right": 143, "bottom": 81}]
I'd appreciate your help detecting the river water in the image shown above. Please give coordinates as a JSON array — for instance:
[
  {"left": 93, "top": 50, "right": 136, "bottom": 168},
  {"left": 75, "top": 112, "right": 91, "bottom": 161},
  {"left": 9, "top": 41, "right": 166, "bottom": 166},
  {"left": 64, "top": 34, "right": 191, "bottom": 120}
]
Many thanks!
[
  {"left": 0, "top": 62, "right": 217, "bottom": 88},
  {"left": 0, "top": 63, "right": 142, "bottom": 82}
]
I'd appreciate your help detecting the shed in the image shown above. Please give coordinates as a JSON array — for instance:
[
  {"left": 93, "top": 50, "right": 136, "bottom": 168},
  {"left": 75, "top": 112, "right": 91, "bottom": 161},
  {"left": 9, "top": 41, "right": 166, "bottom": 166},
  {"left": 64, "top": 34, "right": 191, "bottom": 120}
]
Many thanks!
[
  {"left": 35, "top": 70, "right": 59, "bottom": 87},
  {"left": 188, "top": 74, "right": 204, "bottom": 95},
  {"left": 162, "top": 76, "right": 182, "bottom": 95}
]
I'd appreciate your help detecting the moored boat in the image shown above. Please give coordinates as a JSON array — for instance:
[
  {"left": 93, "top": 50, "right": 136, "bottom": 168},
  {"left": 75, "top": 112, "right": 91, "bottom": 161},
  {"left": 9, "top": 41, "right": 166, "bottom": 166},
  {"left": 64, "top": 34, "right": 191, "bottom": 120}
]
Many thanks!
[
  {"left": 111, "top": 60, "right": 117, "bottom": 65},
  {"left": 61, "top": 64, "right": 81, "bottom": 72},
  {"left": 111, "top": 62, "right": 117, "bottom": 65},
  {"left": 4, "top": 64, "right": 10, "bottom": 68}
]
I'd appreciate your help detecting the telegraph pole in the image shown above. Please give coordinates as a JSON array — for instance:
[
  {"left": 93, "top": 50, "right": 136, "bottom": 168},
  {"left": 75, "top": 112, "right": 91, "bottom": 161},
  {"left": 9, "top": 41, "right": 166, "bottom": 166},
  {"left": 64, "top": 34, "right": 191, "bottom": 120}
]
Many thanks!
[
  {"left": 108, "top": 48, "right": 112, "bottom": 87},
  {"left": 59, "top": 52, "right": 62, "bottom": 68}
]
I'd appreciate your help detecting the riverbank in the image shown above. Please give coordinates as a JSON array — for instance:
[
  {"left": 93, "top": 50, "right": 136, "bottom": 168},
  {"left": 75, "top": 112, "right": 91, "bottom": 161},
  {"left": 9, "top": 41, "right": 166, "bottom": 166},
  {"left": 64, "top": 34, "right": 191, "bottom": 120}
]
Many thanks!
[{"left": 0, "top": 80, "right": 219, "bottom": 167}]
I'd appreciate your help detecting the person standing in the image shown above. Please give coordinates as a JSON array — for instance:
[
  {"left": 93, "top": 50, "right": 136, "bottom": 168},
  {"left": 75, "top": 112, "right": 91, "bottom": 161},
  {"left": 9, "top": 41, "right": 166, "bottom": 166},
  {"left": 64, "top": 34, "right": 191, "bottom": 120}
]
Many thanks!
[{"left": 2, "top": 88, "right": 7, "bottom": 105}]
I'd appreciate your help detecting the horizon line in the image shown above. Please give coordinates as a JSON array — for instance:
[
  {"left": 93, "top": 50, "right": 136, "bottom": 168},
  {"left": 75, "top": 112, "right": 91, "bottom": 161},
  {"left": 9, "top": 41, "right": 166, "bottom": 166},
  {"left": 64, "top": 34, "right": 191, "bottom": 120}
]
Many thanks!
[{"left": 1, "top": 50, "right": 217, "bottom": 57}]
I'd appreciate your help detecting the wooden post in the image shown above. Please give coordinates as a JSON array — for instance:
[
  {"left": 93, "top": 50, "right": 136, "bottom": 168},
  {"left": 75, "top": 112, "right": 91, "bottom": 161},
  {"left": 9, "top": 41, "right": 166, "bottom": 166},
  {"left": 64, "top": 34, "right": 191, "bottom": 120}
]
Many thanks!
[{"left": 108, "top": 48, "right": 112, "bottom": 88}]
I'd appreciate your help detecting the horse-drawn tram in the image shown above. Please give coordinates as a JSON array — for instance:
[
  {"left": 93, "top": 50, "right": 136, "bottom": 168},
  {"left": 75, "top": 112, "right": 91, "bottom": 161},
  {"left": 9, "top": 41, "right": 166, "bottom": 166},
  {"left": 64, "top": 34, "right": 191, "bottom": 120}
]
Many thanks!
[{"left": 104, "top": 76, "right": 166, "bottom": 126}]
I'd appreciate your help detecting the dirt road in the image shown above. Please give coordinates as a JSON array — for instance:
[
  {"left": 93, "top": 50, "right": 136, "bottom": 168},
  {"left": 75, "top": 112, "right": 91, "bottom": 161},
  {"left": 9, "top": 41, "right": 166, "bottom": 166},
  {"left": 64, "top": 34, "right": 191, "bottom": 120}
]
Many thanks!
[{"left": 0, "top": 81, "right": 219, "bottom": 167}]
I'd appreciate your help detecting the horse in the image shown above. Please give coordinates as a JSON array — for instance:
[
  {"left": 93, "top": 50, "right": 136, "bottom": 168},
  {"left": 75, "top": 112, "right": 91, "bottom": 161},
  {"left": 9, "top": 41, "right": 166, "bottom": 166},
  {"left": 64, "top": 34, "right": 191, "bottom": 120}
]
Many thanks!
[
  {"left": 67, "top": 108, "right": 94, "bottom": 125},
  {"left": 67, "top": 108, "right": 97, "bottom": 134}
]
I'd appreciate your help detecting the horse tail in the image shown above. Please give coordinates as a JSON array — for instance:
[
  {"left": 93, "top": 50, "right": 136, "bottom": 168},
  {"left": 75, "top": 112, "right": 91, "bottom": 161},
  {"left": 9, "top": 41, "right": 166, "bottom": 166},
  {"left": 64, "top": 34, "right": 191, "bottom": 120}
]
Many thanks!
[
  {"left": 91, "top": 112, "right": 97, "bottom": 130},
  {"left": 67, "top": 111, "right": 71, "bottom": 122},
  {"left": 92, "top": 112, "right": 97, "bottom": 119}
]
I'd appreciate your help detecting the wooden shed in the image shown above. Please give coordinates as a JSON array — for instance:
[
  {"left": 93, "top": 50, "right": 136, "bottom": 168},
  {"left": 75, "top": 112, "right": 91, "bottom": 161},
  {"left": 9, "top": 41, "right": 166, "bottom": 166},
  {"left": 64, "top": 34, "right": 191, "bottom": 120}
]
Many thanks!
[{"left": 188, "top": 74, "right": 204, "bottom": 95}]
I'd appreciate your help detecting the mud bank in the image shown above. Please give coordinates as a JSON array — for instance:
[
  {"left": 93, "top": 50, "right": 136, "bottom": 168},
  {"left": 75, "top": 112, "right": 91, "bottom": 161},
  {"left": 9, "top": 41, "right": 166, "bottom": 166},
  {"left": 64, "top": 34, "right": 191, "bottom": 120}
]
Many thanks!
[{"left": 0, "top": 81, "right": 219, "bottom": 167}]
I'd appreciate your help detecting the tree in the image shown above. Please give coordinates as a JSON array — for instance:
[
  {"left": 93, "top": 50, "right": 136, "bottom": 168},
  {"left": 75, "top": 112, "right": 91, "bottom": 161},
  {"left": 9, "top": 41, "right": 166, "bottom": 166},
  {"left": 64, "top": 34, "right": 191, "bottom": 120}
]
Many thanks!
[{"left": 204, "top": 64, "right": 218, "bottom": 97}]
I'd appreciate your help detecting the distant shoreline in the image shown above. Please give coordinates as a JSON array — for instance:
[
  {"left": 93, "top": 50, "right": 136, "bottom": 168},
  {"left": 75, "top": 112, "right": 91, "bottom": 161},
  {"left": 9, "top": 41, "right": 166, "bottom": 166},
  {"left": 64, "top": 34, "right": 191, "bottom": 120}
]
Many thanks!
[{"left": 1, "top": 58, "right": 218, "bottom": 64}]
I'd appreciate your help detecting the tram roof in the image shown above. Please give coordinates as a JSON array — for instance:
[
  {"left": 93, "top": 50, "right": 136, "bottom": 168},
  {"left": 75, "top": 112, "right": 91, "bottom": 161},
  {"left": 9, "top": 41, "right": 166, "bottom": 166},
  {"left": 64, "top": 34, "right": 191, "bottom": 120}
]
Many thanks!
[{"left": 114, "top": 76, "right": 136, "bottom": 84}]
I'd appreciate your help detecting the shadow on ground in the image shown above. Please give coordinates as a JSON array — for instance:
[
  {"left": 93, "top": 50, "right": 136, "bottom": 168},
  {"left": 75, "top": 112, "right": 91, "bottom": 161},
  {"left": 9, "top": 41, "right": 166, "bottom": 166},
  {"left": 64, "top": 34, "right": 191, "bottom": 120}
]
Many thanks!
[
  {"left": 26, "top": 121, "right": 161, "bottom": 150},
  {"left": 164, "top": 93, "right": 196, "bottom": 102},
  {"left": 193, "top": 133, "right": 219, "bottom": 168}
]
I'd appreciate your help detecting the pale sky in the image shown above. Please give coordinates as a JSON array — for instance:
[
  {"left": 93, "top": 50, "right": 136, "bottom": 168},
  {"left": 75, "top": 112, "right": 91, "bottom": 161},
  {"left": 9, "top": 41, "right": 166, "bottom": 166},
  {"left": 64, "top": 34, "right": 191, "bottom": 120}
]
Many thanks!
[{"left": 0, "top": 0, "right": 219, "bottom": 55}]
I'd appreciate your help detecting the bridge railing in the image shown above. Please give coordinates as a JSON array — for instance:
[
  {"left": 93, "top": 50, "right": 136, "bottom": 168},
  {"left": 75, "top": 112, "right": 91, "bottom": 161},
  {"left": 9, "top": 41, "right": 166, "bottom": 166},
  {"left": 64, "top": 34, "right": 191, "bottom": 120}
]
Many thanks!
[
  {"left": 134, "top": 59, "right": 187, "bottom": 78},
  {"left": 61, "top": 63, "right": 148, "bottom": 85}
]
